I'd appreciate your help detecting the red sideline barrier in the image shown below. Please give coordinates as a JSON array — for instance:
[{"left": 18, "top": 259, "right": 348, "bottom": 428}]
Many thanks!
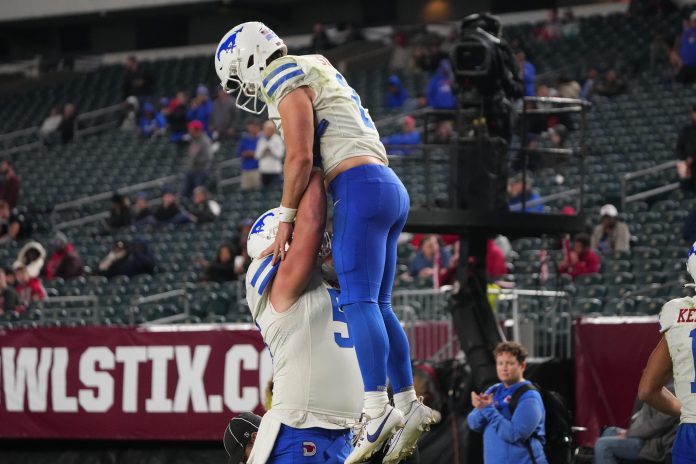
[
  {"left": 574, "top": 316, "right": 661, "bottom": 447},
  {"left": 0, "top": 324, "right": 271, "bottom": 440}
]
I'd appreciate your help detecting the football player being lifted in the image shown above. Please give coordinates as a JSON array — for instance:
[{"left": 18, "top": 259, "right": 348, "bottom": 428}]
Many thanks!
[{"left": 215, "top": 22, "right": 436, "bottom": 463}]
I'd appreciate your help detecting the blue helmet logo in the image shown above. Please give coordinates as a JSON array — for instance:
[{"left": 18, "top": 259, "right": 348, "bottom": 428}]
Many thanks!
[
  {"left": 690, "top": 245, "right": 696, "bottom": 258},
  {"left": 251, "top": 211, "right": 275, "bottom": 235},
  {"left": 216, "top": 26, "right": 244, "bottom": 61}
]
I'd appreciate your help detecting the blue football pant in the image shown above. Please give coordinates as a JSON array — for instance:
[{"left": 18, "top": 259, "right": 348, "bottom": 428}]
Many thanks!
[
  {"left": 268, "top": 425, "right": 352, "bottom": 463},
  {"left": 330, "top": 164, "right": 414, "bottom": 393},
  {"left": 673, "top": 423, "right": 696, "bottom": 464}
]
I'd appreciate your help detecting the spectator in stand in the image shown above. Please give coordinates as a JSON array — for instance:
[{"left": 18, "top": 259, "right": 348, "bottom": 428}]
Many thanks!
[
  {"left": 99, "top": 238, "right": 156, "bottom": 279},
  {"left": 386, "top": 75, "right": 410, "bottom": 111},
  {"left": 188, "top": 85, "right": 213, "bottom": 134},
  {"left": 559, "top": 233, "right": 600, "bottom": 280},
  {"left": 508, "top": 172, "right": 545, "bottom": 213},
  {"left": 16, "top": 241, "right": 46, "bottom": 279},
  {"left": 0, "top": 200, "right": 27, "bottom": 244},
  {"left": 581, "top": 67, "right": 599, "bottom": 100},
  {"left": 132, "top": 192, "right": 155, "bottom": 228},
  {"left": 13, "top": 261, "right": 46, "bottom": 313},
  {"left": 389, "top": 33, "right": 414, "bottom": 72},
  {"left": 467, "top": 341, "right": 547, "bottom": 464},
  {"left": 190, "top": 186, "right": 220, "bottom": 224},
  {"left": 311, "top": 23, "right": 332, "bottom": 53},
  {"left": 557, "top": 75, "right": 581, "bottom": 100},
  {"left": 515, "top": 49, "right": 537, "bottom": 97},
  {"left": 138, "top": 102, "right": 166, "bottom": 138},
  {"left": 674, "top": 12, "right": 696, "bottom": 84},
  {"left": 433, "top": 120, "right": 454, "bottom": 144},
  {"left": 591, "top": 204, "right": 631, "bottom": 254},
  {"left": 426, "top": 59, "right": 456, "bottom": 110},
  {"left": 106, "top": 193, "right": 132, "bottom": 232},
  {"left": 198, "top": 242, "right": 238, "bottom": 282},
  {"left": 595, "top": 69, "right": 626, "bottom": 97},
  {"left": 182, "top": 120, "right": 212, "bottom": 199},
  {"left": 537, "top": 9, "right": 562, "bottom": 42},
  {"left": 487, "top": 239, "right": 508, "bottom": 280},
  {"left": 168, "top": 91, "right": 189, "bottom": 144},
  {"left": 98, "top": 240, "right": 128, "bottom": 278},
  {"left": 154, "top": 187, "right": 193, "bottom": 225},
  {"left": 43, "top": 232, "right": 84, "bottom": 281},
  {"left": 561, "top": 10, "right": 580, "bottom": 39},
  {"left": 676, "top": 104, "right": 696, "bottom": 192},
  {"left": 233, "top": 218, "right": 254, "bottom": 277},
  {"left": 59, "top": 103, "right": 77, "bottom": 144},
  {"left": 210, "top": 88, "right": 236, "bottom": 141},
  {"left": 409, "top": 234, "right": 452, "bottom": 279},
  {"left": 39, "top": 106, "right": 63, "bottom": 145},
  {"left": 593, "top": 388, "right": 678, "bottom": 464},
  {"left": 122, "top": 56, "right": 153, "bottom": 101},
  {"left": 237, "top": 118, "right": 262, "bottom": 190},
  {"left": 0, "top": 159, "right": 21, "bottom": 209},
  {"left": 0, "top": 268, "right": 17, "bottom": 314},
  {"left": 381, "top": 115, "right": 421, "bottom": 156},
  {"left": 119, "top": 96, "right": 139, "bottom": 132},
  {"left": 255, "top": 120, "right": 284, "bottom": 186}
]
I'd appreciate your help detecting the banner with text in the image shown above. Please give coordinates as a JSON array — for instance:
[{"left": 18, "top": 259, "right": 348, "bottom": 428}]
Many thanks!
[{"left": 0, "top": 325, "right": 271, "bottom": 440}]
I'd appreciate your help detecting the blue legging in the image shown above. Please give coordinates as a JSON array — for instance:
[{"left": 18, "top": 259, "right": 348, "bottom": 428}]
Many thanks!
[
  {"left": 330, "top": 164, "right": 413, "bottom": 393},
  {"left": 673, "top": 423, "right": 696, "bottom": 464}
]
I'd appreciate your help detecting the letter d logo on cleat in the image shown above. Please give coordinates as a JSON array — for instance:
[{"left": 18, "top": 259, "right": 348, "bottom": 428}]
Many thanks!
[{"left": 302, "top": 442, "right": 317, "bottom": 456}]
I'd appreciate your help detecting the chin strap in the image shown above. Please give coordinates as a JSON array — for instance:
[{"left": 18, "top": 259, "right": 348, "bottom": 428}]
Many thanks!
[{"left": 683, "top": 283, "right": 696, "bottom": 288}]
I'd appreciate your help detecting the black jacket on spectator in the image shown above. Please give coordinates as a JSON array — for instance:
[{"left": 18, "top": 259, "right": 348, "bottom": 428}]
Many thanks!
[
  {"left": 59, "top": 114, "right": 76, "bottom": 144},
  {"left": 677, "top": 123, "right": 696, "bottom": 161},
  {"left": 203, "top": 261, "right": 236, "bottom": 282},
  {"left": 191, "top": 202, "right": 217, "bottom": 224},
  {"left": 123, "top": 65, "right": 153, "bottom": 98},
  {"left": 0, "top": 287, "right": 17, "bottom": 313},
  {"left": 154, "top": 203, "right": 181, "bottom": 223},
  {"left": 109, "top": 208, "right": 132, "bottom": 229},
  {"left": 168, "top": 104, "right": 188, "bottom": 137}
]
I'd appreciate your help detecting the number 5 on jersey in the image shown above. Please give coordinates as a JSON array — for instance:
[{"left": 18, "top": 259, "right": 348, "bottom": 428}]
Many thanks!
[{"left": 328, "top": 288, "right": 353, "bottom": 348}]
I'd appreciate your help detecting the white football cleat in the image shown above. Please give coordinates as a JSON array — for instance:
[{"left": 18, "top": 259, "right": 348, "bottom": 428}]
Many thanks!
[
  {"left": 382, "top": 398, "right": 440, "bottom": 464},
  {"left": 345, "top": 404, "right": 404, "bottom": 464}
]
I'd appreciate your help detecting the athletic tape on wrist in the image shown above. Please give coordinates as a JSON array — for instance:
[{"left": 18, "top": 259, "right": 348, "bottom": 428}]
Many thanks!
[{"left": 278, "top": 206, "right": 297, "bottom": 223}]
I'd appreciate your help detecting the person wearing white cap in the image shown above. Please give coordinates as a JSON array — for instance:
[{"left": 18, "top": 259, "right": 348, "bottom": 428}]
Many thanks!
[
  {"left": 590, "top": 204, "right": 630, "bottom": 254},
  {"left": 676, "top": 11, "right": 696, "bottom": 84}
]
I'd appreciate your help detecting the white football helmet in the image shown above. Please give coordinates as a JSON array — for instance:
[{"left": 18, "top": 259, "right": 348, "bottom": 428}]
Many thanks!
[
  {"left": 247, "top": 208, "right": 281, "bottom": 260},
  {"left": 214, "top": 22, "right": 286, "bottom": 114},
  {"left": 686, "top": 242, "right": 696, "bottom": 287},
  {"left": 247, "top": 208, "right": 331, "bottom": 261}
]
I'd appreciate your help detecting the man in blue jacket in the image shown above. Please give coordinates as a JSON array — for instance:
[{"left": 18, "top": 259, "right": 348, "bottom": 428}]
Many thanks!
[{"left": 467, "top": 341, "right": 547, "bottom": 464}]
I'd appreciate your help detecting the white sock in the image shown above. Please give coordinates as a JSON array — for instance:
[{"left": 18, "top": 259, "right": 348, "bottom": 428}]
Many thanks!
[
  {"left": 364, "top": 391, "right": 389, "bottom": 418},
  {"left": 394, "top": 388, "right": 418, "bottom": 415}
]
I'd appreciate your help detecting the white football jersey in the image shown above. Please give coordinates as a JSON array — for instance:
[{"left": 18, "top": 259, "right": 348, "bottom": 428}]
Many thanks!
[
  {"left": 659, "top": 297, "right": 696, "bottom": 423},
  {"left": 245, "top": 255, "right": 363, "bottom": 429},
  {"left": 258, "top": 54, "right": 388, "bottom": 174}
]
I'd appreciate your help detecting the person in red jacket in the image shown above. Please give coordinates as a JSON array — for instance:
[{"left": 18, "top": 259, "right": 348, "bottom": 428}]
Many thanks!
[
  {"left": 486, "top": 239, "right": 508, "bottom": 280},
  {"left": 558, "top": 232, "right": 600, "bottom": 280}
]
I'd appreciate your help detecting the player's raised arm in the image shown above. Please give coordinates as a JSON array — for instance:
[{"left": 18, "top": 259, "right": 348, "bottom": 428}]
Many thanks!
[
  {"left": 269, "top": 168, "right": 326, "bottom": 312},
  {"left": 262, "top": 86, "right": 315, "bottom": 264},
  {"left": 638, "top": 336, "right": 681, "bottom": 417}
]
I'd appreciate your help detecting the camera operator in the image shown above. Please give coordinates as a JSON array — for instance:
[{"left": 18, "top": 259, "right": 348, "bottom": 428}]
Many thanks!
[{"left": 450, "top": 13, "right": 524, "bottom": 142}]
